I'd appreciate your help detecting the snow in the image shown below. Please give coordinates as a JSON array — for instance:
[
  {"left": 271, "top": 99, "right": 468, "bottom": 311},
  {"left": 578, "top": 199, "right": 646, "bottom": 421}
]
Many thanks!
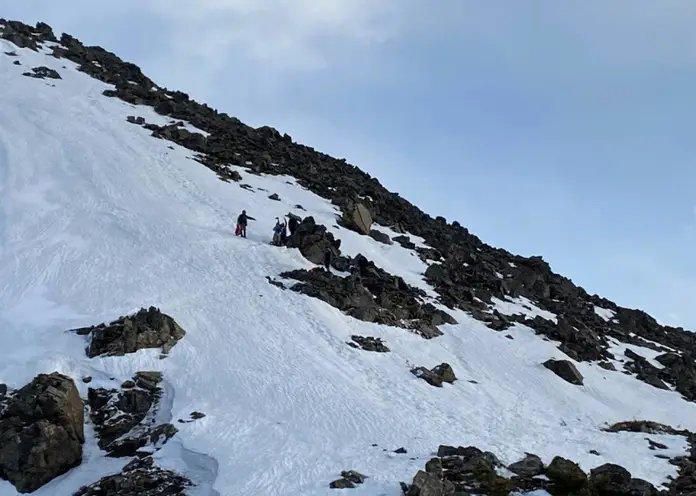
[
  {"left": 1, "top": 39, "right": 696, "bottom": 495},
  {"left": 594, "top": 306, "right": 616, "bottom": 322},
  {"left": 491, "top": 296, "right": 559, "bottom": 324}
]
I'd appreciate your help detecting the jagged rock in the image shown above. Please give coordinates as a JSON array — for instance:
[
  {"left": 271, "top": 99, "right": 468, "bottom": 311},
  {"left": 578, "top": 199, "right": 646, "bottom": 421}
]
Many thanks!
[
  {"left": 73, "top": 456, "right": 191, "bottom": 495},
  {"left": 627, "top": 478, "right": 658, "bottom": 496},
  {"left": 22, "top": 65, "right": 61, "bottom": 79},
  {"left": 72, "top": 306, "right": 185, "bottom": 358},
  {"left": 508, "top": 453, "right": 544, "bottom": 478},
  {"left": 285, "top": 216, "right": 341, "bottom": 265},
  {"left": 0, "top": 372, "right": 84, "bottom": 493},
  {"left": 546, "top": 456, "right": 587, "bottom": 491},
  {"left": 369, "top": 229, "right": 393, "bottom": 245},
  {"left": 342, "top": 202, "right": 372, "bottom": 235},
  {"left": 543, "top": 358, "right": 584, "bottom": 385},
  {"left": 393, "top": 235, "right": 416, "bottom": 249},
  {"left": 280, "top": 263, "right": 454, "bottom": 338},
  {"left": 405, "top": 470, "right": 452, "bottom": 496},
  {"left": 88, "top": 371, "right": 174, "bottom": 457},
  {"left": 268, "top": 193, "right": 280, "bottom": 201},
  {"left": 411, "top": 363, "right": 457, "bottom": 387},
  {"left": 347, "top": 335, "right": 390, "bottom": 352},
  {"left": 589, "top": 463, "right": 631, "bottom": 495}
]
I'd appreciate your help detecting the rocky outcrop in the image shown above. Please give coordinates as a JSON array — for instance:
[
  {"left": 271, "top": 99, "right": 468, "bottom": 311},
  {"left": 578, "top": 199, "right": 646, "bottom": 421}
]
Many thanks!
[
  {"left": 411, "top": 363, "right": 457, "bottom": 387},
  {"left": 347, "top": 335, "right": 390, "bottom": 352},
  {"left": 87, "top": 371, "right": 177, "bottom": 457},
  {"left": 285, "top": 216, "right": 342, "bottom": 266},
  {"left": 401, "top": 445, "right": 659, "bottom": 496},
  {"left": 72, "top": 306, "right": 185, "bottom": 358},
  {"left": 368, "top": 228, "right": 392, "bottom": 245},
  {"left": 0, "top": 372, "right": 84, "bottom": 493},
  {"left": 543, "top": 358, "right": 584, "bottom": 385},
  {"left": 73, "top": 456, "right": 191, "bottom": 496},
  {"left": 280, "top": 265, "right": 455, "bottom": 339}
]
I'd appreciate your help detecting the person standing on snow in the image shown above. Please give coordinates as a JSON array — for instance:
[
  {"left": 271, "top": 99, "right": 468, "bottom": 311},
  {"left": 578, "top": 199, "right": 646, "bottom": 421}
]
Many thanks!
[
  {"left": 235, "top": 210, "right": 255, "bottom": 238},
  {"left": 272, "top": 217, "right": 284, "bottom": 245},
  {"left": 288, "top": 215, "right": 299, "bottom": 236},
  {"left": 323, "top": 249, "right": 333, "bottom": 272}
]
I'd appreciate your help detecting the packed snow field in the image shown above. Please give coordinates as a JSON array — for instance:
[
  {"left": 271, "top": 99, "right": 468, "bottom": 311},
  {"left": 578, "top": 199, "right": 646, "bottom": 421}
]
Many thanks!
[{"left": 2, "top": 38, "right": 696, "bottom": 496}]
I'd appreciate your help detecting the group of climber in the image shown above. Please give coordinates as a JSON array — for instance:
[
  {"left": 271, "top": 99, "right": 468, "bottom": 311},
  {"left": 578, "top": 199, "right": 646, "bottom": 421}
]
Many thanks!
[{"left": 234, "top": 209, "right": 299, "bottom": 247}]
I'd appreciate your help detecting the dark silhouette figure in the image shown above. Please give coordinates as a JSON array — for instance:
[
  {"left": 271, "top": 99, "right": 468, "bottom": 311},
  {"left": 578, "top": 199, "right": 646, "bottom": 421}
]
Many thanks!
[{"left": 235, "top": 210, "right": 255, "bottom": 238}]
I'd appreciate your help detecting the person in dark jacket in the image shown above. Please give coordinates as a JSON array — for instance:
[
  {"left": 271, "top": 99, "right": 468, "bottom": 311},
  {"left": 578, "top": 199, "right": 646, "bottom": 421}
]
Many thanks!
[
  {"left": 235, "top": 210, "right": 255, "bottom": 238},
  {"left": 323, "top": 249, "right": 333, "bottom": 272}
]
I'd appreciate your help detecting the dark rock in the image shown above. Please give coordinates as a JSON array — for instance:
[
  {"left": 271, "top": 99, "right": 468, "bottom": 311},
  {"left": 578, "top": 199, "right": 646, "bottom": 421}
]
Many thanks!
[
  {"left": 73, "top": 306, "right": 185, "bottom": 358},
  {"left": 4, "top": 50, "right": 17, "bottom": 56},
  {"left": 395, "top": 447, "right": 408, "bottom": 454},
  {"left": 281, "top": 262, "right": 454, "bottom": 338},
  {"left": 392, "top": 235, "right": 416, "bottom": 249},
  {"left": 73, "top": 456, "right": 191, "bottom": 495},
  {"left": 329, "top": 470, "right": 366, "bottom": 489},
  {"left": 546, "top": 456, "right": 587, "bottom": 490},
  {"left": 627, "top": 478, "right": 658, "bottom": 496},
  {"left": 411, "top": 363, "right": 457, "bottom": 387},
  {"left": 348, "top": 335, "right": 390, "bottom": 352},
  {"left": 22, "top": 65, "right": 61, "bottom": 79},
  {"left": 190, "top": 411, "right": 205, "bottom": 419},
  {"left": 508, "top": 453, "right": 544, "bottom": 478},
  {"left": 599, "top": 361, "right": 617, "bottom": 371},
  {"left": 603, "top": 420, "right": 688, "bottom": 436},
  {"left": 13, "top": 60, "right": 20, "bottom": 65},
  {"left": 285, "top": 216, "right": 341, "bottom": 266},
  {"left": 0, "top": 372, "right": 84, "bottom": 493},
  {"left": 589, "top": 463, "right": 631, "bottom": 495},
  {"left": 543, "top": 358, "right": 584, "bottom": 385},
  {"left": 88, "top": 371, "right": 174, "bottom": 457},
  {"left": 405, "top": 470, "right": 450, "bottom": 496},
  {"left": 369, "top": 229, "right": 393, "bottom": 245},
  {"left": 268, "top": 193, "right": 280, "bottom": 201}
]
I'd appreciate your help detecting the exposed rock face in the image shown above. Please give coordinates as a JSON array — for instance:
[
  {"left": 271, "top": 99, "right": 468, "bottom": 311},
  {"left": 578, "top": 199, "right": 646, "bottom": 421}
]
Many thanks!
[
  {"left": 543, "top": 358, "right": 584, "bottom": 385},
  {"left": 0, "top": 372, "right": 84, "bottom": 493},
  {"left": 73, "top": 456, "right": 191, "bottom": 496},
  {"left": 347, "top": 335, "right": 390, "bottom": 352},
  {"left": 546, "top": 456, "right": 587, "bottom": 491},
  {"left": 341, "top": 202, "right": 372, "bottom": 235},
  {"left": 280, "top": 265, "right": 455, "bottom": 339},
  {"left": 72, "top": 306, "right": 186, "bottom": 358},
  {"left": 368, "top": 229, "right": 392, "bottom": 245},
  {"left": 411, "top": 363, "right": 457, "bottom": 387},
  {"left": 88, "top": 371, "right": 177, "bottom": 457}
]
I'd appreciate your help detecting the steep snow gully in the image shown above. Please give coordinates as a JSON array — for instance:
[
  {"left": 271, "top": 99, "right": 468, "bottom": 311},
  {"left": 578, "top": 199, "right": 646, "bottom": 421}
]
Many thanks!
[{"left": 2, "top": 20, "right": 696, "bottom": 496}]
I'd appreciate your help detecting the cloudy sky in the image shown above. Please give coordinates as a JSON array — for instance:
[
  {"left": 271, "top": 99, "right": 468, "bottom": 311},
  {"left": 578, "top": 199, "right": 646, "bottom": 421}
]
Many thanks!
[{"left": 6, "top": 2, "right": 696, "bottom": 329}]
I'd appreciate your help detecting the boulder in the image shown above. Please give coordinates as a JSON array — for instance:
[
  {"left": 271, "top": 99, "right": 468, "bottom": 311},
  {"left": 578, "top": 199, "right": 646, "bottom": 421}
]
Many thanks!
[
  {"left": 73, "top": 306, "right": 185, "bottom": 358},
  {"left": 286, "top": 216, "right": 341, "bottom": 265},
  {"left": 368, "top": 229, "right": 393, "bottom": 245},
  {"left": 411, "top": 363, "right": 457, "bottom": 387},
  {"left": 508, "top": 453, "right": 544, "bottom": 478},
  {"left": 0, "top": 372, "right": 84, "bottom": 493},
  {"left": 405, "top": 470, "right": 452, "bottom": 496},
  {"left": 347, "top": 335, "right": 390, "bottom": 352},
  {"left": 589, "top": 463, "right": 631, "bottom": 495},
  {"left": 543, "top": 359, "right": 584, "bottom": 385},
  {"left": 342, "top": 203, "right": 372, "bottom": 235},
  {"left": 546, "top": 456, "right": 587, "bottom": 491}
]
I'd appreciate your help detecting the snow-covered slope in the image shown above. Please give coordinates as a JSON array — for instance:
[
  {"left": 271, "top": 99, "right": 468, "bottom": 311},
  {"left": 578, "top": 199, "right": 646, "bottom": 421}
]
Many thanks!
[{"left": 2, "top": 29, "right": 696, "bottom": 496}]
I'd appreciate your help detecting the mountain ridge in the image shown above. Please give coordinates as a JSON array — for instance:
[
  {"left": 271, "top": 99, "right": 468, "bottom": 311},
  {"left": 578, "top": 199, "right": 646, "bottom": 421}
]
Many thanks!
[{"left": 2, "top": 17, "right": 696, "bottom": 496}]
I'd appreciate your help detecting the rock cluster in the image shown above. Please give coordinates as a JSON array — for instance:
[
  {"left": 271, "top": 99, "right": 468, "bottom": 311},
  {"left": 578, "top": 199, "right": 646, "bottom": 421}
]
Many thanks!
[
  {"left": 347, "top": 335, "right": 390, "bottom": 352},
  {"left": 22, "top": 65, "right": 61, "bottom": 79},
  {"left": 72, "top": 306, "right": 186, "bottom": 358},
  {"left": 329, "top": 470, "right": 367, "bottom": 489},
  {"left": 0, "top": 373, "right": 84, "bottom": 493},
  {"left": 87, "top": 371, "right": 177, "bottom": 458},
  {"left": 401, "top": 444, "right": 659, "bottom": 496},
  {"left": 280, "top": 266, "right": 454, "bottom": 339},
  {"left": 74, "top": 456, "right": 191, "bottom": 496}
]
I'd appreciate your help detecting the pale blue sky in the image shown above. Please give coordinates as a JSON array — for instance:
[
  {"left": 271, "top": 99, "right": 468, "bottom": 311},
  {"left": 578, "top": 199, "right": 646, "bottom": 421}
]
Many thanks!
[{"left": 7, "top": 2, "right": 696, "bottom": 329}]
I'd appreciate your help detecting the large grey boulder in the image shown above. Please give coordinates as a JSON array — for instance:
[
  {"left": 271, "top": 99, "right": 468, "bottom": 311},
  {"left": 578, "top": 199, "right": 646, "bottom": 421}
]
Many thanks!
[
  {"left": 342, "top": 203, "right": 372, "bottom": 235},
  {"left": 543, "top": 358, "right": 584, "bottom": 385},
  {"left": 0, "top": 372, "right": 84, "bottom": 493}
]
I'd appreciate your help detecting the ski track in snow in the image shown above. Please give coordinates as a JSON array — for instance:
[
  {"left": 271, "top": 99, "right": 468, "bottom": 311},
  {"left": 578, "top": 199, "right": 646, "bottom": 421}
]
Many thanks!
[{"left": 2, "top": 40, "right": 696, "bottom": 495}]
